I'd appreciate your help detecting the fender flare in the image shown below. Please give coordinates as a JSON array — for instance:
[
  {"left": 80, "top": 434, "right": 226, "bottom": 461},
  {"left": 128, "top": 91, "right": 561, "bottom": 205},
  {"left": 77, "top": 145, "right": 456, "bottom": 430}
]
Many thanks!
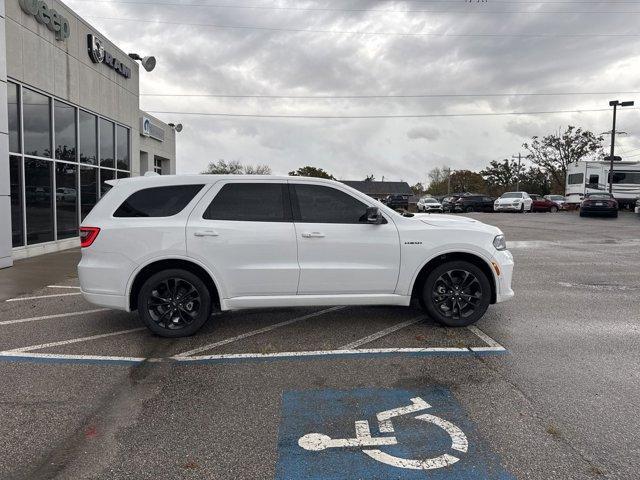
[{"left": 125, "top": 255, "right": 225, "bottom": 311}]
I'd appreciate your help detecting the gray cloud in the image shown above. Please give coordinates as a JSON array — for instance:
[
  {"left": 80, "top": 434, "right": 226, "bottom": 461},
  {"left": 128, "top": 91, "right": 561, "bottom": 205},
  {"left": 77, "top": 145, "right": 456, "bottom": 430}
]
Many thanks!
[{"left": 66, "top": 0, "right": 640, "bottom": 183}]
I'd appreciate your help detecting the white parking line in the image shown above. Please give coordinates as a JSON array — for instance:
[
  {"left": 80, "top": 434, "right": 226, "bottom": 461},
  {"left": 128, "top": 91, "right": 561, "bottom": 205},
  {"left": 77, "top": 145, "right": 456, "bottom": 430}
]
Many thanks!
[
  {"left": 179, "top": 347, "right": 470, "bottom": 362},
  {"left": 173, "top": 306, "right": 345, "bottom": 358},
  {"left": 5, "top": 292, "right": 82, "bottom": 302},
  {"left": 6, "top": 327, "right": 145, "bottom": 353},
  {"left": 466, "top": 325, "right": 506, "bottom": 352},
  {"left": 340, "top": 317, "right": 425, "bottom": 349},
  {"left": 0, "top": 352, "right": 146, "bottom": 363},
  {"left": 0, "top": 309, "right": 109, "bottom": 326},
  {"left": 46, "top": 285, "right": 81, "bottom": 290}
]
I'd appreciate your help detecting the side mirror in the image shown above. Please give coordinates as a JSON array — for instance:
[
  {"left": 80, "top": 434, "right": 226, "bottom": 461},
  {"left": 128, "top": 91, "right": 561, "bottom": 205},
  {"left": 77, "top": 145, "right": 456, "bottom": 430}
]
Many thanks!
[{"left": 366, "top": 207, "right": 383, "bottom": 224}]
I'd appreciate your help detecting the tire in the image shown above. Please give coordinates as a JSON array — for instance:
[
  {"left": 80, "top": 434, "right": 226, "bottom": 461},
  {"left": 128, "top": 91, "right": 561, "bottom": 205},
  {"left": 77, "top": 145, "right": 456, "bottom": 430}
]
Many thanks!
[
  {"left": 579, "top": 211, "right": 586, "bottom": 217},
  {"left": 519, "top": 204, "right": 525, "bottom": 213},
  {"left": 550, "top": 206, "right": 558, "bottom": 213},
  {"left": 465, "top": 206, "right": 474, "bottom": 213},
  {"left": 612, "top": 211, "right": 619, "bottom": 218},
  {"left": 137, "top": 268, "right": 212, "bottom": 337},
  {"left": 420, "top": 261, "right": 491, "bottom": 327}
]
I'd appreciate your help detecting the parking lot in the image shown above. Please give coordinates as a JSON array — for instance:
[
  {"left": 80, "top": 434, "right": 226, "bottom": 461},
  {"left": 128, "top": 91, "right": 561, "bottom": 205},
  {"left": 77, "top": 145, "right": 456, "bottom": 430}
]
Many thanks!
[{"left": 0, "top": 211, "right": 638, "bottom": 479}]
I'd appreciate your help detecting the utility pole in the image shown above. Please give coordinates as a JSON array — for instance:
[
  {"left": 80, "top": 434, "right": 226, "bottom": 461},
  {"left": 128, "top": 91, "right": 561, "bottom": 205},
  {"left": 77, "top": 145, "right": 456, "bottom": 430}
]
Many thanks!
[
  {"left": 607, "top": 100, "right": 634, "bottom": 193},
  {"left": 511, "top": 153, "right": 522, "bottom": 191}
]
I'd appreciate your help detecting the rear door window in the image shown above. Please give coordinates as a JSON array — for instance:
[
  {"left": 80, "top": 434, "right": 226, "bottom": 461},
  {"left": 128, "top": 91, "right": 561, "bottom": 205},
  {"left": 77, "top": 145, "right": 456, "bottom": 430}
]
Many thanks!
[
  {"left": 203, "top": 183, "right": 290, "bottom": 222},
  {"left": 114, "top": 184, "right": 204, "bottom": 217}
]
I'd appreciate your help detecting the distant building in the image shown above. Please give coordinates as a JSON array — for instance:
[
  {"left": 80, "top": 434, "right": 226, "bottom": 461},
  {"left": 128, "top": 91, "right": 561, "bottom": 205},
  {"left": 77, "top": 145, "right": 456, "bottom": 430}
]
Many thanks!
[{"left": 342, "top": 181, "right": 413, "bottom": 201}]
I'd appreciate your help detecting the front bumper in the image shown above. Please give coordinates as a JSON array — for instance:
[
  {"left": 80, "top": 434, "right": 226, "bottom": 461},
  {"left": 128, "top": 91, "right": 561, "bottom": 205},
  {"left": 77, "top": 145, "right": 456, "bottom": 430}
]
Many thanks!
[
  {"left": 492, "top": 249, "right": 515, "bottom": 303},
  {"left": 494, "top": 204, "right": 521, "bottom": 211}
]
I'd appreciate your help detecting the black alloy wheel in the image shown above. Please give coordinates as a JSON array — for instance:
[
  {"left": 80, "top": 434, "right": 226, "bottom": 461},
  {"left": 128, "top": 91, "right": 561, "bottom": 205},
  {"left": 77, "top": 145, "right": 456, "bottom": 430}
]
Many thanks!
[
  {"left": 138, "top": 269, "right": 212, "bottom": 337},
  {"left": 466, "top": 206, "right": 474, "bottom": 213},
  {"left": 421, "top": 261, "right": 491, "bottom": 327}
]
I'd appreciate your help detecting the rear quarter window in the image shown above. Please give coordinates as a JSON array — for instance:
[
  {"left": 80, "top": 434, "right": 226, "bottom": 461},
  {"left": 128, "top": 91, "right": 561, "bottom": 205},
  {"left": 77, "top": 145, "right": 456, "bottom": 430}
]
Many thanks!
[{"left": 114, "top": 184, "right": 204, "bottom": 217}]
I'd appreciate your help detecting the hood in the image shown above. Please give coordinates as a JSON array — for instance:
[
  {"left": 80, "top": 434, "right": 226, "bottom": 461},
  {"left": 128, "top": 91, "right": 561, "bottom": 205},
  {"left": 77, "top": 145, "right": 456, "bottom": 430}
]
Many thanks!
[
  {"left": 410, "top": 213, "right": 502, "bottom": 236},
  {"left": 413, "top": 213, "right": 481, "bottom": 227},
  {"left": 495, "top": 197, "right": 521, "bottom": 204}
]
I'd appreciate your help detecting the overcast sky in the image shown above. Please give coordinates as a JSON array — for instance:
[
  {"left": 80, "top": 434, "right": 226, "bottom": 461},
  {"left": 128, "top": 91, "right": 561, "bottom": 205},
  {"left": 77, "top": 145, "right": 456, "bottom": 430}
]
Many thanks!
[{"left": 66, "top": 0, "right": 640, "bottom": 185}]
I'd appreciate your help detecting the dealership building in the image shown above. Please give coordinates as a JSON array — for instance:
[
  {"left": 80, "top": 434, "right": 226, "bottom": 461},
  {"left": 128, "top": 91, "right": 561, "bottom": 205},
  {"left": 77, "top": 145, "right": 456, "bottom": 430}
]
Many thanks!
[{"left": 0, "top": 0, "right": 177, "bottom": 268}]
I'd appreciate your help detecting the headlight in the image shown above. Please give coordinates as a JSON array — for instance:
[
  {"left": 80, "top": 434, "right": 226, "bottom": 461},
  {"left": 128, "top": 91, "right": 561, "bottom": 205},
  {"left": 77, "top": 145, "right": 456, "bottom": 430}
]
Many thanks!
[{"left": 493, "top": 234, "right": 507, "bottom": 251}]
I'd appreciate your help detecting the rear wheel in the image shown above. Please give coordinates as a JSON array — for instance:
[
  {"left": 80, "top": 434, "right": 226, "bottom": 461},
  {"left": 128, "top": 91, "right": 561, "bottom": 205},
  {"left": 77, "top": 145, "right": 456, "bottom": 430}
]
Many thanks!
[
  {"left": 420, "top": 261, "right": 491, "bottom": 327},
  {"left": 137, "top": 269, "right": 212, "bottom": 337},
  {"left": 465, "top": 206, "right": 474, "bottom": 213}
]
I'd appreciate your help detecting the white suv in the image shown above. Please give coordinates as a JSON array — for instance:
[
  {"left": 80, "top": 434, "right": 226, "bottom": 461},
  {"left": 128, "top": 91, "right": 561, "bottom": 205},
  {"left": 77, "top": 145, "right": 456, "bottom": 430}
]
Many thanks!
[
  {"left": 78, "top": 175, "right": 514, "bottom": 337},
  {"left": 494, "top": 192, "right": 533, "bottom": 212}
]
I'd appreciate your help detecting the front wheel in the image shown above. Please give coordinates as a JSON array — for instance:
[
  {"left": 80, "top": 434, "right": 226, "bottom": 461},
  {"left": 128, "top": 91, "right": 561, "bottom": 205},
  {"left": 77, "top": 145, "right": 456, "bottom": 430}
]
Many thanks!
[
  {"left": 137, "top": 269, "right": 212, "bottom": 337},
  {"left": 550, "top": 206, "right": 558, "bottom": 213},
  {"left": 420, "top": 261, "right": 491, "bottom": 327}
]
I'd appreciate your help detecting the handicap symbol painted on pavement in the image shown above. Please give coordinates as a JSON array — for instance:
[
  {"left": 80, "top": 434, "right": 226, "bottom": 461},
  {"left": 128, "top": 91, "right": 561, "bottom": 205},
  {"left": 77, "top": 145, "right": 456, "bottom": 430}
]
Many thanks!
[{"left": 276, "top": 388, "right": 515, "bottom": 479}]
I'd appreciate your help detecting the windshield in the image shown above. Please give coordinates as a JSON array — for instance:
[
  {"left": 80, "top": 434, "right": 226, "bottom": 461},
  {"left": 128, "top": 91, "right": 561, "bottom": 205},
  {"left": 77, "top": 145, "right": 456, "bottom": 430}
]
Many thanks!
[
  {"left": 547, "top": 195, "right": 564, "bottom": 200},
  {"left": 586, "top": 193, "right": 612, "bottom": 199},
  {"left": 422, "top": 198, "right": 437, "bottom": 203},
  {"left": 500, "top": 193, "right": 522, "bottom": 199}
]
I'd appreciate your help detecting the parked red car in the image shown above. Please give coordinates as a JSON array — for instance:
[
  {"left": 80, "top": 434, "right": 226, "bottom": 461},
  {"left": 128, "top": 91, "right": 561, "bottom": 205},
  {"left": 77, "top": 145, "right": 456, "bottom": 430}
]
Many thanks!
[{"left": 530, "top": 194, "right": 560, "bottom": 213}]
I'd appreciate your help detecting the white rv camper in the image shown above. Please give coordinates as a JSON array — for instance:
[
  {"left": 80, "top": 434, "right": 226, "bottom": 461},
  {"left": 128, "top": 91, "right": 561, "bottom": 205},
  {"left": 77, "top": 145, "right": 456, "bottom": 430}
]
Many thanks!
[{"left": 565, "top": 160, "right": 640, "bottom": 209}]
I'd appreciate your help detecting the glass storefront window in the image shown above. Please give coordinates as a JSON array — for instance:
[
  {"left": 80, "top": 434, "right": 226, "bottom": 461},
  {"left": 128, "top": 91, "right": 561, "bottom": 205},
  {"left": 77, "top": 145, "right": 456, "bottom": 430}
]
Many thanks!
[
  {"left": 80, "top": 166, "right": 98, "bottom": 220},
  {"left": 79, "top": 111, "right": 97, "bottom": 165},
  {"left": 55, "top": 101, "right": 77, "bottom": 161},
  {"left": 56, "top": 163, "right": 78, "bottom": 240},
  {"left": 100, "top": 119, "right": 115, "bottom": 168},
  {"left": 10, "top": 156, "right": 24, "bottom": 247},
  {"left": 100, "top": 169, "right": 114, "bottom": 196},
  {"left": 8, "top": 82, "right": 20, "bottom": 153},
  {"left": 23, "top": 88, "right": 51, "bottom": 158},
  {"left": 116, "top": 125, "right": 130, "bottom": 170},
  {"left": 117, "top": 171, "right": 130, "bottom": 179},
  {"left": 25, "top": 158, "right": 54, "bottom": 244}
]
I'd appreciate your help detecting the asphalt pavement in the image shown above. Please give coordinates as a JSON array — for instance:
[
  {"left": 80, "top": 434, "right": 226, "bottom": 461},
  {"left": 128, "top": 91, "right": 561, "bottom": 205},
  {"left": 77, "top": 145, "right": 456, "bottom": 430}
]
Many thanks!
[{"left": 0, "top": 211, "right": 638, "bottom": 479}]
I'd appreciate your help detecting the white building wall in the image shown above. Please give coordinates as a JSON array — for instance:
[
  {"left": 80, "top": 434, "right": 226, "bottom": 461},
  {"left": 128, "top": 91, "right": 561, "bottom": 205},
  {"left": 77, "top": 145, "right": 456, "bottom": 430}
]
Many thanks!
[{"left": 0, "top": 0, "right": 12, "bottom": 268}]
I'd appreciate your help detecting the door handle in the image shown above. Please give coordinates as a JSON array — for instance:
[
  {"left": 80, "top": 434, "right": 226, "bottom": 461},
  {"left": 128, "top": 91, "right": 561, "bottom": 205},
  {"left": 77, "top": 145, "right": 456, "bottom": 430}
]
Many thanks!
[
  {"left": 301, "top": 232, "right": 325, "bottom": 238},
  {"left": 194, "top": 230, "right": 219, "bottom": 237}
]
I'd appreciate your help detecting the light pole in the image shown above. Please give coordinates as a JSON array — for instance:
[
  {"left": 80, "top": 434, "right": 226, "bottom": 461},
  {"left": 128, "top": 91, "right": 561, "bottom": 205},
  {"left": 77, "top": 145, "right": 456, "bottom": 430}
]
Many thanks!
[
  {"left": 511, "top": 153, "right": 522, "bottom": 191},
  {"left": 607, "top": 100, "right": 634, "bottom": 193}
]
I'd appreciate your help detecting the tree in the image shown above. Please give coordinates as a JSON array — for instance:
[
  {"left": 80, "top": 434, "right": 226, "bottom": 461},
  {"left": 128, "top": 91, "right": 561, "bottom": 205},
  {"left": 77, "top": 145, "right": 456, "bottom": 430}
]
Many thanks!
[
  {"left": 202, "top": 160, "right": 271, "bottom": 175},
  {"left": 244, "top": 164, "right": 272, "bottom": 175},
  {"left": 288, "top": 166, "right": 335, "bottom": 179},
  {"left": 426, "top": 166, "right": 451, "bottom": 196},
  {"left": 519, "top": 166, "right": 551, "bottom": 196},
  {"left": 523, "top": 126, "right": 603, "bottom": 192},
  {"left": 202, "top": 160, "right": 244, "bottom": 174},
  {"left": 411, "top": 182, "right": 426, "bottom": 196},
  {"left": 364, "top": 174, "right": 375, "bottom": 182},
  {"left": 448, "top": 170, "right": 486, "bottom": 193},
  {"left": 481, "top": 159, "right": 519, "bottom": 193}
]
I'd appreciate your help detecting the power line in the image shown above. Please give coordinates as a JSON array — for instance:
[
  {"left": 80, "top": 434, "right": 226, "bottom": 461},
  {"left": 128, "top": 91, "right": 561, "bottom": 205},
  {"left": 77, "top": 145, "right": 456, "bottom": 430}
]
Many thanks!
[
  {"left": 144, "top": 106, "right": 624, "bottom": 119},
  {"left": 86, "top": 16, "right": 640, "bottom": 37},
  {"left": 139, "top": 91, "right": 640, "bottom": 99},
  {"left": 66, "top": 0, "right": 640, "bottom": 15}
]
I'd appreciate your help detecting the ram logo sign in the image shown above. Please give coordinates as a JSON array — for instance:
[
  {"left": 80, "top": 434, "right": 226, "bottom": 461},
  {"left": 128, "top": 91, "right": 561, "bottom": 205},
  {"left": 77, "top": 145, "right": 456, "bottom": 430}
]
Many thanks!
[
  {"left": 140, "top": 116, "right": 165, "bottom": 142},
  {"left": 87, "top": 34, "right": 132, "bottom": 79},
  {"left": 19, "top": 0, "right": 71, "bottom": 41}
]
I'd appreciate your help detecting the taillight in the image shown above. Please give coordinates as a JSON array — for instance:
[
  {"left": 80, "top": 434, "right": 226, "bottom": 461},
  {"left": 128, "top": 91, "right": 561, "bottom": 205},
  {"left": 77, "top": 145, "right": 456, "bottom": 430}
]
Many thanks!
[{"left": 79, "top": 227, "right": 100, "bottom": 248}]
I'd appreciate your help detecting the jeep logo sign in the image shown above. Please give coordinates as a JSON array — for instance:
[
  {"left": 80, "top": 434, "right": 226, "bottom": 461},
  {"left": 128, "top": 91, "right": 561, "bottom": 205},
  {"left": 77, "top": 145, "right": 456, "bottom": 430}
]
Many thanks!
[
  {"left": 87, "top": 34, "right": 131, "bottom": 79},
  {"left": 19, "top": 0, "right": 71, "bottom": 41}
]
